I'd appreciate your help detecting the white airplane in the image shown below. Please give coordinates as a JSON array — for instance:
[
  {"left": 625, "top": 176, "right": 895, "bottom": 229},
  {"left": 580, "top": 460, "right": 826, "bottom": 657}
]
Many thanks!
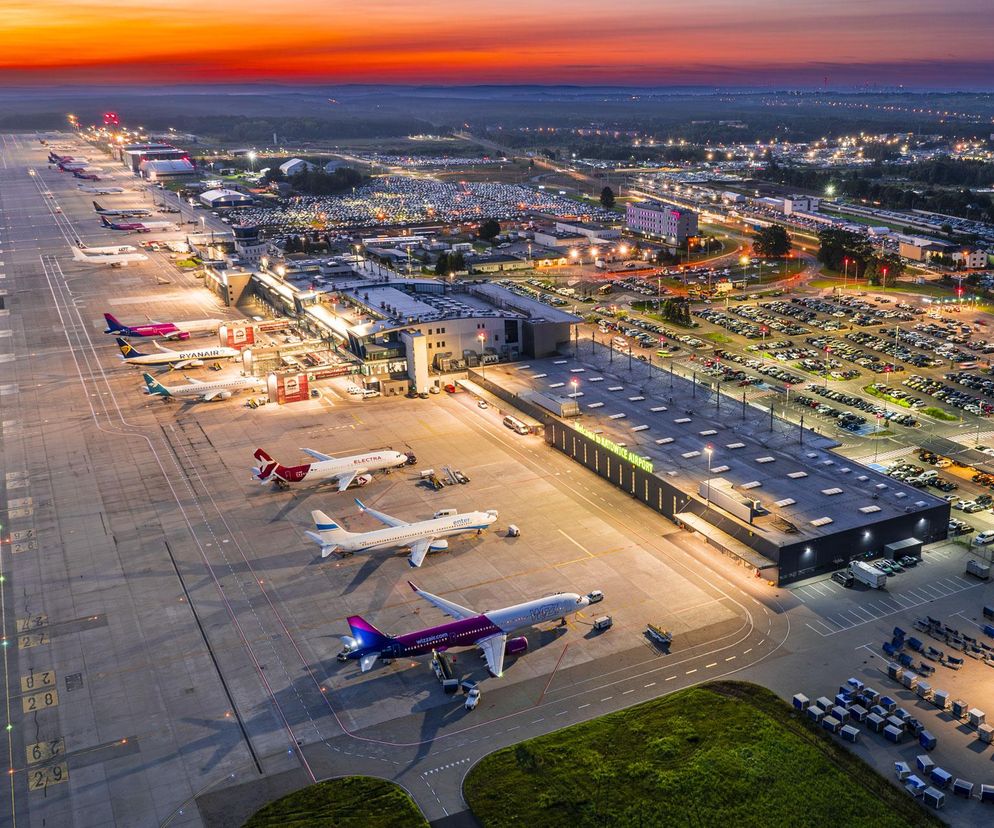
[
  {"left": 306, "top": 498, "right": 498, "bottom": 567},
  {"left": 252, "top": 447, "right": 415, "bottom": 490},
  {"left": 78, "top": 242, "right": 138, "bottom": 254},
  {"left": 116, "top": 337, "right": 240, "bottom": 369},
  {"left": 71, "top": 248, "right": 148, "bottom": 267},
  {"left": 78, "top": 185, "right": 126, "bottom": 194},
  {"left": 143, "top": 372, "right": 265, "bottom": 402},
  {"left": 92, "top": 200, "right": 150, "bottom": 218}
]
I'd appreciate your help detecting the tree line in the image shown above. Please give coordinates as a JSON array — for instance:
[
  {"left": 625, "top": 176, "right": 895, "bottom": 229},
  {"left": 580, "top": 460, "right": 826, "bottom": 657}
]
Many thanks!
[{"left": 816, "top": 228, "right": 905, "bottom": 287}]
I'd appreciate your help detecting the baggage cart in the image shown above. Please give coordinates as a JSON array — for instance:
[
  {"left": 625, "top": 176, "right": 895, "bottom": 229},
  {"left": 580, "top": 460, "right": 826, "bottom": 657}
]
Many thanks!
[
  {"left": 951, "top": 699, "right": 968, "bottom": 719},
  {"left": 831, "top": 705, "right": 850, "bottom": 723},
  {"left": 894, "top": 761, "right": 911, "bottom": 780},
  {"left": 901, "top": 672, "right": 918, "bottom": 690},
  {"left": 792, "top": 693, "right": 809, "bottom": 711},
  {"left": 807, "top": 706, "right": 825, "bottom": 724},
  {"left": 866, "top": 713, "right": 885, "bottom": 733},
  {"left": 981, "top": 784, "right": 994, "bottom": 803},
  {"left": 879, "top": 695, "right": 897, "bottom": 712},
  {"left": 923, "top": 787, "right": 945, "bottom": 809},
  {"left": 919, "top": 729, "right": 937, "bottom": 750},
  {"left": 884, "top": 724, "right": 904, "bottom": 743},
  {"left": 916, "top": 682, "right": 933, "bottom": 701},
  {"left": 840, "top": 724, "right": 860, "bottom": 743},
  {"left": 849, "top": 704, "right": 867, "bottom": 722},
  {"left": 904, "top": 774, "right": 927, "bottom": 796},
  {"left": 932, "top": 690, "right": 950, "bottom": 710},
  {"left": 969, "top": 708, "right": 986, "bottom": 727},
  {"left": 978, "top": 724, "right": 994, "bottom": 744},
  {"left": 821, "top": 715, "right": 841, "bottom": 734},
  {"left": 930, "top": 767, "right": 952, "bottom": 789},
  {"left": 916, "top": 754, "right": 935, "bottom": 774},
  {"left": 953, "top": 779, "right": 973, "bottom": 799}
]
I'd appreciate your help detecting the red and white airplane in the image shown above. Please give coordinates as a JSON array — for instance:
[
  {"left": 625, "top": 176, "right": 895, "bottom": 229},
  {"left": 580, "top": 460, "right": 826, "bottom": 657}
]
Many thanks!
[{"left": 253, "top": 447, "right": 415, "bottom": 491}]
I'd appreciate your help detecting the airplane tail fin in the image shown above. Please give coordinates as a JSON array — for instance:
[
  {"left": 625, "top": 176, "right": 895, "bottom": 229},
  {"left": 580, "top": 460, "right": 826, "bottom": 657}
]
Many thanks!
[
  {"left": 346, "top": 615, "right": 393, "bottom": 650},
  {"left": 93, "top": 200, "right": 102, "bottom": 211},
  {"left": 100, "top": 216, "right": 111, "bottom": 227},
  {"left": 252, "top": 448, "right": 279, "bottom": 482},
  {"left": 305, "top": 510, "right": 355, "bottom": 558},
  {"left": 142, "top": 373, "right": 170, "bottom": 396},
  {"left": 103, "top": 313, "right": 129, "bottom": 334},
  {"left": 116, "top": 337, "right": 146, "bottom": 359}
]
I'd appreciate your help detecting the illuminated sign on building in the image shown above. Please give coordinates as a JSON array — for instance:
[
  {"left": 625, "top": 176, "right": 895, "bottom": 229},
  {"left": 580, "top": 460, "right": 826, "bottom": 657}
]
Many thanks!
[{"left": 572, "top": 423, "right": 654, "bottom": 473}]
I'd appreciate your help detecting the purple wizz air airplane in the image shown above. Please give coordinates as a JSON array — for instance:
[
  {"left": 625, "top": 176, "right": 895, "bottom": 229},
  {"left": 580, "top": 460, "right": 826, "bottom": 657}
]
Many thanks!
[
  {"left": 104, "top": 312, "right": 221, "bottom": 341},
  {"left": 339, "top": 581, "right": 591, "bottom": 677}
]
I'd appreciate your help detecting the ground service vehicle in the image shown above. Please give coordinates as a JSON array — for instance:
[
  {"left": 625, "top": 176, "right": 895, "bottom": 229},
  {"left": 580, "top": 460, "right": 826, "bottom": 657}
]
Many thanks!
[{"left": 850, "top": 560, "right": 887, "bottom": 589}]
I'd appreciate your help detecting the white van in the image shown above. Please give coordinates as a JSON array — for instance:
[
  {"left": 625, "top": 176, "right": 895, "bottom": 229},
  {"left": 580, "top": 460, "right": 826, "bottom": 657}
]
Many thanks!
[
  {"left": 502, "top": 415, "right": 529, "bottom": 434},
  {"left": 360, "top": 388, "right": 380, "bottom": 399}
]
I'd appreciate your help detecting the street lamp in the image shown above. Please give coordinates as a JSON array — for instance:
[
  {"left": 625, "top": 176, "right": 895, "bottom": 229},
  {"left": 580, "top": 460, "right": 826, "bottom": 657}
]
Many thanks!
[
  {"left": 704, "top": 446, "right": 714, "bottom": 508},
  {"left": 842, "top": 257, "right": 850, "bottom": 292},
  {"left": 478, "top": 332, "right": 487, "bottom": 379},
  {"left": 247, "top": 151, "right": 257, "bottom": 172},
  {"left": 570, "top": 377, "right": 579, "bottom": 397}
]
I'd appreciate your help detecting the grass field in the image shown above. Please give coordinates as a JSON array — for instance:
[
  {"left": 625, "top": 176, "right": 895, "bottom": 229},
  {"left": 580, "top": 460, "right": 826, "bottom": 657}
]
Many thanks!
[
  {"left": 243, "top": 777, "right": 427, "bottom": 828},
  {"left": 864, "top": 384, "right": 913, "bottom": 409},
  {"left": 464, "top": 682, "right": 940, "bottom": 828},
  {"left": 922, "top": 406, "right": 959, "bottom": 422}
]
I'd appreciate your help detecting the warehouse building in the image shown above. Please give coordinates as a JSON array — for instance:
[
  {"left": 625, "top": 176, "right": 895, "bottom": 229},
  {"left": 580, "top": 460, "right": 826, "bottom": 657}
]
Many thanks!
[
  {"left": 140, "top": 158, "right": 196, "bottom": 181},
  {"left": 476, "top": 350, "right": 948, "bottom": 585},
  {"left": 200, "top": 188, "right": 254, "bottom": 209}
]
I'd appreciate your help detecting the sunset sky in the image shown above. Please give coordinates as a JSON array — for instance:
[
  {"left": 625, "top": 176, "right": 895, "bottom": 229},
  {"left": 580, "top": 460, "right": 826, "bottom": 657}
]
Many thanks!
[{"left": 2, "top": 0, "right": 992, "bottom": 86}]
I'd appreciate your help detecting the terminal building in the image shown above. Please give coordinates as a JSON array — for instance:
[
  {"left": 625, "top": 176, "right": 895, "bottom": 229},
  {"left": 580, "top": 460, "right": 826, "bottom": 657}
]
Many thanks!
[{"left": 475, "top": 350, "right": 949, "bottom": 585}]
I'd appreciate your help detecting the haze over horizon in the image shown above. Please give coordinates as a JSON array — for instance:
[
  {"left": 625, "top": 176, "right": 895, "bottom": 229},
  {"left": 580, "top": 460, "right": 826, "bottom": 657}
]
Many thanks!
[{"left": 3, "top": 0, "right": 993, "bottom": 88}]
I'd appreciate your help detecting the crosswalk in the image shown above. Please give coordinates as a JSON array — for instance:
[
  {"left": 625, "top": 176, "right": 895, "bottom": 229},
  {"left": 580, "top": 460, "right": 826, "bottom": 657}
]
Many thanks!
[
  {"left": 852, "top": 445, "right": 910, "bottom": 465},
  {"left": 798, "top": 574, "right": 982, "bottom": 637}
]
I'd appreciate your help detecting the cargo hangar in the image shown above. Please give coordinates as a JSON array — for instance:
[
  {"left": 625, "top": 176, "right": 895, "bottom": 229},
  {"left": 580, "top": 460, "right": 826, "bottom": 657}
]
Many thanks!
[{"left": 472, "top": 346, "right": 950, "bottom": 585}]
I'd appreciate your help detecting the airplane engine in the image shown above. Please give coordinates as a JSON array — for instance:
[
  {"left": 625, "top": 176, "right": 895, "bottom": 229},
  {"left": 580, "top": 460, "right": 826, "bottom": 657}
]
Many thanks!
[
  {"left": 169, "top": 331, "right": 191, "bottom": 341},
  {"left": 217, "top": 391, "right": 232, "bottom": 400},
  {"left": 355, "top": 474, "right": 374, "bottom": 487},
  {"left": 507, "top": 637, "right": 528, "bottom": 656}
]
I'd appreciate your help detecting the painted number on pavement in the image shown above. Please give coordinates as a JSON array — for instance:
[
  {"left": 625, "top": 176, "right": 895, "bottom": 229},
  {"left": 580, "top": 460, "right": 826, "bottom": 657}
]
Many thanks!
[
  {"left": 27, "top": 763, "right": 68, "bottom": 791},
  {"left": 25, "top": 738, "right": 64, "bottom": 765},
  {"left": 20, "top": 670, "right": 55, "bottom": 692},
  {"left": 22, "top": 688, "right": 58, "bottom": 714}
]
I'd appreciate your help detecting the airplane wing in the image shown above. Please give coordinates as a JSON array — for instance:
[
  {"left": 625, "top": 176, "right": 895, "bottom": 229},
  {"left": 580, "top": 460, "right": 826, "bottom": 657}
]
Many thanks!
[
  {"left": 301, "top": 448, "right": 334, "bottom": 462},
  {"left": 354, "top": 498, "right": 405, "bottom": 528},
  {"left": 407, "top": 538, "right": 433, "bottom": 568},
  {"left": 200, "top": 391, "right": 225, "bottom": 402},
  {"left": 152, "top": 341, "right": 173, "bottom": 353},
  {"left": 407, "top": 581, "right": 476, "bottom": 620},
  {"left": 172, "top": 360, "right": 201, "bottom": 369},
  {"left": 336, "top": 471, "right": 357, "bottom": 492},
  {"left": 477, "top": 633, "right": 507, "bottom": 678},
  {"left": 184, "top": 377, "right": 206, "bottom": 385},
  {"left": 359, "top": 652, "right": 380, "bottom": 672}
]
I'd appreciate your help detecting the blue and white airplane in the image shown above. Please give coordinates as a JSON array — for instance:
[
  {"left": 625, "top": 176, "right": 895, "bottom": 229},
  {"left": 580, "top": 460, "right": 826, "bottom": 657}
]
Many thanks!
[{"left": 306, "top": 498, "right": 498, "bottom": 567}]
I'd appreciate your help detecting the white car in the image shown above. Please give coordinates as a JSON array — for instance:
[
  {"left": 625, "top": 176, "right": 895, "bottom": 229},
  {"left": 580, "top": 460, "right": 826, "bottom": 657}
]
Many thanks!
[
  {"left": 973, "top": 530, "right": 994, "bottom": 546},
  {"left": 464, "top": 687, "right": 481, "bottom": 710}
]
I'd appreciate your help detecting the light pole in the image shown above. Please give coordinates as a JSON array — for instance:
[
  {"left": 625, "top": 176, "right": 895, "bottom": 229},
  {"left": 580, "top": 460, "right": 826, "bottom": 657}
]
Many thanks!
[
  {"left": 824, "top": 345, "right": 831, "bottom": 389},
  {"left": 704, "top": 446, "right": 714, "bottom": 509},
  {"left": 478, "top": 332, "right": 487, "bottom": 379},
  {"left": 570, "top": 377, "right": 579, "bottom": 398},
  {"left": 843, "top": 257, "right": 850, "bottom": 292},
  {"left": 248, "top": 151, "right": 257, "bottom": 172}
]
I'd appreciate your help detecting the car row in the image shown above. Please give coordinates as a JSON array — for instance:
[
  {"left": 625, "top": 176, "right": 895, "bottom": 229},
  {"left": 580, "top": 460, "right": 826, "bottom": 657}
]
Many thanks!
[
  {"left": 806, "top": 384, "right": 918, "bottom": 427},
  {"left": 902, "top": 374, "right": 994, "bottom": 416},
  {"left": 804, "top": 336, "right": 901, "bottom": 374}
]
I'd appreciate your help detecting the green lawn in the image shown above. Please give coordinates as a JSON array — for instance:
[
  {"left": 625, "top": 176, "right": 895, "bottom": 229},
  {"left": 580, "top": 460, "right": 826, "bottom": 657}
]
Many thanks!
[
  {"left": 702, "top": 331, "right": 731, "bottom": 344},
  {"left": 922, "top": 406, "right": 959, "bottom": 422},
  {"left": 464, "top": 682, "right": 940, "bottom": 828},
  {"left": 243, "top": 777, "right": 427, "bottom": 828},
  {"left": 864, "top": 384, "right": 912, "bottom": 408}
]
